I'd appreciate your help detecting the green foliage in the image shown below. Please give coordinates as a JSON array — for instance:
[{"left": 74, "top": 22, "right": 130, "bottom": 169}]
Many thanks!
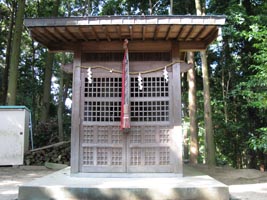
[
  {"left": 203, "top": 0, "right": 267, "bottom": 168},
  {"left": 100, "top": 0, "right": 170, "bottom": 15},
  {"left": 239, "top": 23, "right": 267, "bottom": 109},
  {"left": 248, "top": 128, "right": 267, "bottom": 153},
  {"left": 238, "top": 18, "right": 267, "bottom": 161},
  {"left": 0, "top": 0, "right": 267, "bottom": 169}
]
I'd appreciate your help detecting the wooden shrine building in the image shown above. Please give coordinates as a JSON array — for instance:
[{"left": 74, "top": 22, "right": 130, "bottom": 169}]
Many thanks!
[{"left": 25, "top": 15, "right": 225, "bottom": 175}]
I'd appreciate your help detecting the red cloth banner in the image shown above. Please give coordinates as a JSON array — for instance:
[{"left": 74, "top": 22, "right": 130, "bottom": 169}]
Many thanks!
[{"left": 120, "top": 39, "right": 131, "bottom": 131}]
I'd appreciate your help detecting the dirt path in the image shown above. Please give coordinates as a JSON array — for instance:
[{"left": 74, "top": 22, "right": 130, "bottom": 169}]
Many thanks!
[
  {"left": 189, "top": 164, "right": 267, "bottom": 200},
  {"left": 1, "top": 164, "right": 267, "bottom": 200},
  {"left": 0, "top": 166, "right": 56, "bottom": 200}
]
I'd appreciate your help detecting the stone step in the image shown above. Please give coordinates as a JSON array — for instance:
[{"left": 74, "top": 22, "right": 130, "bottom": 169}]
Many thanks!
[{"left": 19, "top": 167, "right": 229, "bottom": 200}]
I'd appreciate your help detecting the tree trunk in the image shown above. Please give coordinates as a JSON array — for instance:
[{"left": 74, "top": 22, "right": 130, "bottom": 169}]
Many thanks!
[
  {"left": 185, "top": 0, "right": 202, "bottom": 165},
  {"left": 40, "top": 0, "right": 60, "bottom": 122},
  {"left": 201, "top": 50, "right": 216, "bottom": 167},
  {"left": 58, "top": 53, "right": 65, "bottom": 141},
  {"left": 195, "top": 0, "right": 202, "bottom": 15},
  {"left": 87, "top": 0, "right": 92, "bottom": 16},
  {"left": 222, "top": 68, "right": 231, "bottom": 123},
  {"left": 195, "top": 0, "right": 215, "bottom": 167},
  {"left": 149, "top": 0, "right": 152, "bottom": 15},
  {"left": 187, "top": 52, "right": 199, "bottom": 164},
  {"left": 170, "top": 0, "right": 173, "bottom": 15},
  {"left": 40, "top": 53, "right": 54, "bottom": 122},
  {"left": 6, "top": 0, "right": 25, "bottom": 105},
  {"left": 30, "top": 41, "right": 37, "bottom": 135},
  {"left": 1, "top": 1, "right": 15, "bottom": 105}
]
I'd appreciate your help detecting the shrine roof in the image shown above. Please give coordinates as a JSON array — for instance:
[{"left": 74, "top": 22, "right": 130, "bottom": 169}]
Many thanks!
[{"left": 24, "top": 15, "right": 226, "bottom": 51}]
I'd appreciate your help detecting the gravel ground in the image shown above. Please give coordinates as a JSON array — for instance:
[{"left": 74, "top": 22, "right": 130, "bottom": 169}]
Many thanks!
[
  {"left": 0, "top": 166, "right": 56, "bottom": 200},
  {"left": 1, "top": 165, "right": 267, "bottom": 200},
  {"left": 188, "top": 164, "right": 267, "bottom": 200}
]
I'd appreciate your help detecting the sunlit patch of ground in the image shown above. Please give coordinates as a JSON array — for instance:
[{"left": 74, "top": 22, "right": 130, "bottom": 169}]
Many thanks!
[
  {"left": 0, "top": 166, "right": 55, "bottom": 200},
  {"left": 1, "top": 165, "right": 267, "bottom": 200}
]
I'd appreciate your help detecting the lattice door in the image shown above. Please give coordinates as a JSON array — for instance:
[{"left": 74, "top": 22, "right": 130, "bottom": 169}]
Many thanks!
[
  {"left": 80, "top": 71, "right": 175, "bottom": 173},
  {"left": 127, "top": 75, "right": 174, "bottom": 172}
]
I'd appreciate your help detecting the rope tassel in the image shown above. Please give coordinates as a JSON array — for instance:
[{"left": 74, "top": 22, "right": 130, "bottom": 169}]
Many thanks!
[
  {"left": 138, "top": 73, "right": 143, "bottom": 90},
  {"left": 87, "top": 67, "right": 92, "bottom": 83},
  {"left": 120, "top": 39, "right": 131, "bottom": 131},
  {"left": 163, "top": 66, "right": 169, "bottom": 83}
]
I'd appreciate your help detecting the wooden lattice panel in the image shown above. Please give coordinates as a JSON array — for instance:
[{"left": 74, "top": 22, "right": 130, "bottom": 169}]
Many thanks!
[
  {"left": 84, "top": 76, "right": 122, "bottom": 123},
  {"left": 85, "top": 77, "right": 122, "bottom": 98},
  {"left": 83, "top": 147, "right": 94, "bottom": 165},
  {"left": 129, "top": 127, "right": 142, "bottom": 143},
  {"left": 130, "top": 77, "right": 169, "bottom": 98},
  {"left": 81, "top": 126, "right": 125, "bottom": 172},
  {"left": 144, "top": 126, "right": 156, "bottom": 143},
  {"left": 84, "top": 75, "right": 170, "bottom": 123},
  {"left": 111, "top": 148, "right": 123, "bottom": 165},
  {"left": 97, "top": 127, "right": 109, "bottom": 143},
  {"left": 83, "top": 126, "right": 94, "bottom": 143},
  {"left": 144, "top": 147, "right": 156, "bottom": 165},
  {"left": 130, "top": 148, "right": 142, "bottom": 166},
  {"left": 159, "top": 147, "right": 170, "bottom": 165},
  {"left": 111, "top": 127, "right": 122, "bottom": 144},
  {"left": 130, "top": 101, "right": 169, "bottom": 122},
  {"left": 84, "top": 101, "right": 121, "bottom": 122},
  {"left": 80, "top": 71, "right": 176, "bottom": 173},
  {"left": 97, "top": 147, "right": 109, "bottom": 165},
  {"left": 159, "top": 126, "right": 171, "bottom": 143},
  {"left": 130, "top": 76, "right": 169, "bottom": 122},
  {"left": 128, "top": 126, "right": 172, "bottom": 171}
]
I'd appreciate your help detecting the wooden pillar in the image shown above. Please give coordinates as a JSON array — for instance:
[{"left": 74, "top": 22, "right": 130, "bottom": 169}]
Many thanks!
[
  {"left": 71, "top": 46, "right": 82, "bottom": 173},
  {"left": 187, "top": 52, "right": 199, "bottom": 164},
  {"left": 171, "top": 42, "right": 183, "bottom": 174}
]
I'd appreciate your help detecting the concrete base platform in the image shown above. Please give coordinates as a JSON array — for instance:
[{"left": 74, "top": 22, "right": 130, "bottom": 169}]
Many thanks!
[{"left": 19, "top": 167, "right": 229, "bottom": 200}]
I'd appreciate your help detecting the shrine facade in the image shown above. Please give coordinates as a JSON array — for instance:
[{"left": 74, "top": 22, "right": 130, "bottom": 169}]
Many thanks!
[{"left": 25, "top": 15, "right": 225, "bottom": 175}]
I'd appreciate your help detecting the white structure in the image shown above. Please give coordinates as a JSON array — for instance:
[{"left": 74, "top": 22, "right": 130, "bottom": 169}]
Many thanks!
[{"left": 0, "top": 106, "right": 30, "bottom": 165}]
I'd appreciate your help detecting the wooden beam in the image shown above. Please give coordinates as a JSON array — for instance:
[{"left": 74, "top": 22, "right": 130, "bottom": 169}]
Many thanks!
[
  {"left": 129, "top": 25, "right": 133, "bottom": 41},
  {"left": 78, "top": 27, "right": 89, "bottom": 41},
  {"left": 180, "top": 62, "right": 193, "bottom": 73},
  {"left": 176, "top": 25, "right": 184, "bottom": 40},
  {"left": 65, "top": 27, "right": 79, "bottom": 40},
  {"left": 142, "top": 25, "right": 146, "bottom": 41},
  {"left": 200, "top": 26, "right": 216, "bottom": 42},
  {"left": 204, "top": 27, "right": 218, "bottom": 46},
  {"left": 47, "top": 43, "right": 76, "bottom": 52},
  {"left": 29, "top": 141, "right": 70, "bottom": 152},
  {"left": 87, "top": 26, "right": 98, "bottom": 41},
  {"left": 31, "top": 30, "right": 50, "bottom": 44},
  {"left": 165, "top": 25, "right": 173, "bottom": 40},
  {"left": 70, "top": 27, "right": 85, "bottom": 41},
  {"left": 46, "top": 39, "right": 208, "bottom": 52},
  {"left": 184, "top": 25, "right": 194, "bottom": 41},
  {"left": 25, "top": 16, "right": 226, "bottom": 28},
  {"left": 178, "top": 41, "right": 207, "bottom": 51},
  {"left": 55, "top": 27, "right": 71, "bottom": 42},
  {"left": 59, "top": 27, "right": 76, "bottom": 41},
  {"left": 192, "top": 25, "right": 206, "bottom": 40},
  {"left": 102, "top": 26, "right": 111, "bottom": 42},
  {"left": 116, "top": 26, "right": 122, "bottom": 41},
  {"left": 82, "top": 40, "right": 172, "bottom": 52},
  {"left": 153, "top": 25, "right": 160, "bottom": 40},
  {"left": 36, "top": 27, "right": 57, "bottom": 42},
  {"left": 45, "top": 27, "right": 68, "bottom": 43},
  {"left": 61, "top": 63, "right": 73, "bottom": 74}
]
